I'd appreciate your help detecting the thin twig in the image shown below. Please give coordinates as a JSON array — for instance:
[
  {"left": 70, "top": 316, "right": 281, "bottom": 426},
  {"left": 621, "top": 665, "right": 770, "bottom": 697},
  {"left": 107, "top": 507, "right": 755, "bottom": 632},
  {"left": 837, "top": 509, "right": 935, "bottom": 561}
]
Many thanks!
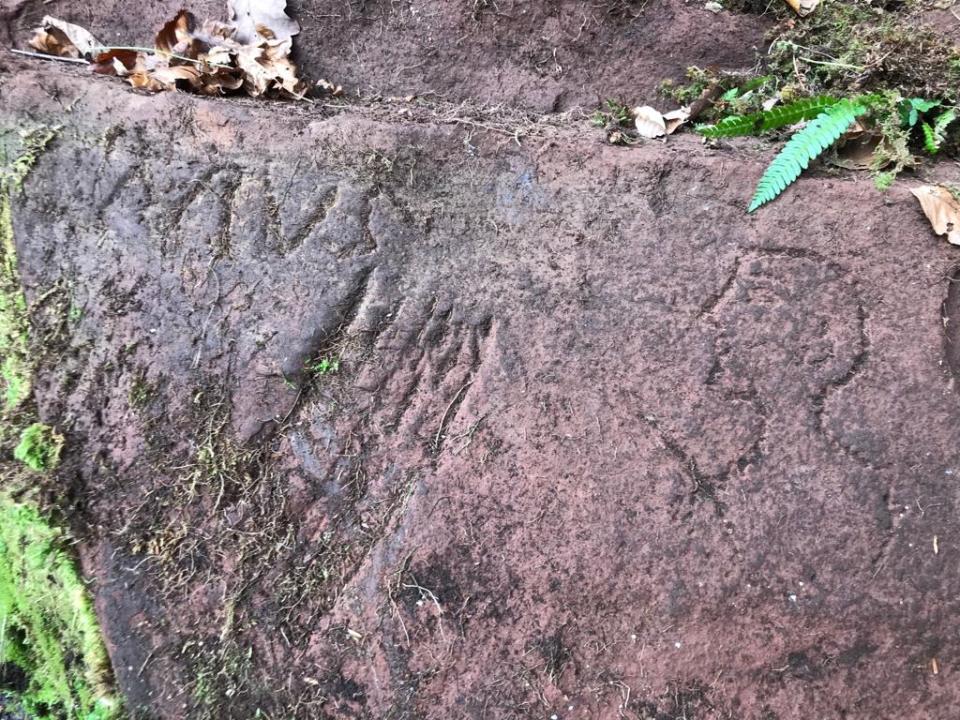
[
  {"left": 799, "top": 56, "right": 866, "bottom": 71},
  {"left": 434, "top": 380, "right": 473, "bottom": 451},
  {"left": 91, "top": 45, "right": 234, "bottom": 69},
  {"left": 10, "top": 48, "right": 89, "bottom": 65}
]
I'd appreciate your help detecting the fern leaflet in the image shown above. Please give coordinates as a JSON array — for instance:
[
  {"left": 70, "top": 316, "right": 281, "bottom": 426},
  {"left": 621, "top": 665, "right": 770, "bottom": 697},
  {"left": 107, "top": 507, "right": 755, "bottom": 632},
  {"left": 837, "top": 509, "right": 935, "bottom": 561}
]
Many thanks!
[
  {"left": 922, "top": 122, "right": 939, "bottom": 155},
  {"left": 695, "top": 96, "right": 839, "bottom": 138},
  {"left": 935, "top": 108, "right": 957, "bottom": 135},
  {"left": 748, "top": 98, "right": 868, "bottom": 213},
  {"left": 920, "top": 109, "right": 956, "bottom": 155}
]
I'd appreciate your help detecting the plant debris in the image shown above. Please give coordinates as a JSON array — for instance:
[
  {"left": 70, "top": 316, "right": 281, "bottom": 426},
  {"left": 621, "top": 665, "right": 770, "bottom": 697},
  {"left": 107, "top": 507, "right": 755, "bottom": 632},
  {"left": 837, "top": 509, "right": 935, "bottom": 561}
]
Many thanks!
[
  {"left": 25, "top": 4, "right": 336, "bottom": 99},
  {"left": 784, "top": 0, "right": 818, "bottom": 18},
  {"left": 912, "top": 184, "right": 960, "bottom": 246}
]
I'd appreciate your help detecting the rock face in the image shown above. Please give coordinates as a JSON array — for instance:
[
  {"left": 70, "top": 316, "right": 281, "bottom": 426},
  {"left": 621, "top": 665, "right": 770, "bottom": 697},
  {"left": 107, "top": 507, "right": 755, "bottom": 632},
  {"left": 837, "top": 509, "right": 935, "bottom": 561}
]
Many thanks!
[{"left": 2, "top": 12, "right": 960, "bottom": 720}]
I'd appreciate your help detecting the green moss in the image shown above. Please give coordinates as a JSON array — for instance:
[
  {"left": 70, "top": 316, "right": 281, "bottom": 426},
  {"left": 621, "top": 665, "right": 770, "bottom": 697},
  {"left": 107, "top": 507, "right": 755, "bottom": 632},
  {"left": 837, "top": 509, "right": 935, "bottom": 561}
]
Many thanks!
[
  {"left": 0, "top": 125, "right": 119, "bottom": 718},
  {"left": 0, "top": 191, "right": 30, "bottom": 412},
  {"left": 659, "top": 66, "right": 713, "bottom": 106},
  {"left": 663, "top": 3, "right": 960, "bottom": 126},
  {"left": 0, "top": 494, "right": 120, "bottom": 719},
  {"left": 13, "top": 424, "right": 64, "bottom": 472},
  {"left": 768, "top": 2, "right": 960, "bottom": 102},
  {"left": 0, "top": 126, "right": 58, "bottom": 414},
  {"left": 127, "top": 374, "right": 152, "bottom": 410}
]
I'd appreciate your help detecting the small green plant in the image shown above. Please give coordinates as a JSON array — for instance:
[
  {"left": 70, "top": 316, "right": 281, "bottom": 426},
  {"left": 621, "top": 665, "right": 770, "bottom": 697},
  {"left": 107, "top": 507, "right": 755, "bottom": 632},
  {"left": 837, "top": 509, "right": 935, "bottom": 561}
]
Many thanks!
[
  {"left": 695, "top": 96, "right": 839, "bottom": 139},
  {"left": 306, "top": 356, "right": 340, "bottom": 377},
  {"left": 746, "top": 98, "right": 870, "bottom": 212},
  {"left": 873, "top": 171, "right": 896, "bottom": 192},
  {"left": 697, "top": 93, "right": 959, "bottom": 212},
  {"left": 13, "top": 423, "right": 64, "bottom": 472},
  {"left": 659, "top": 66, "right": 713, "bottom": 106},
  {"left": 128, "top": 373, "right": 152, "bottom": 409},
  {"left": 590, "top": 99, "right": 633, "bottom": 128}
]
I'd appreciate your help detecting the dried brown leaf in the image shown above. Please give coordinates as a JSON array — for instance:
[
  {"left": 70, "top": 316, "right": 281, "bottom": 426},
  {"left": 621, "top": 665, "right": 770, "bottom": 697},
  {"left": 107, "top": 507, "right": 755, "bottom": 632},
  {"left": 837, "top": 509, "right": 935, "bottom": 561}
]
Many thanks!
[
  {"left": 129, "top": 64, "right": 203, "bottom": 93},
  {"left": 29, "top": 16, "right": 100, "bottom": 58},
  {"left": 663, "top": 107, "right": 690, "bottom": 135},
  {"left": 233, "top": 39, "right": 307, "bottom": 98},
  {"left": 912, "top": 184, "right": 960, "bottom": 246},
  {"left": 784, "top": 0, "right": 819, "bottom": 16},
  {"left": 29, "top": 27, "right": 81, "bottom": 59},
  {"left": 32, "top": 8, "right": 316, "bottom": 101},
  {"left": 91, "top": 49, "right": 140, "bottom": 76},
  {"left": 29, "top": 17, "right": 101, "bottom": 60},
  {"left": 156, "top": 10, "right": 198, "bottom": 55},
  {"left": 228, "top": 0, "right": 300, "bottom": 43}
]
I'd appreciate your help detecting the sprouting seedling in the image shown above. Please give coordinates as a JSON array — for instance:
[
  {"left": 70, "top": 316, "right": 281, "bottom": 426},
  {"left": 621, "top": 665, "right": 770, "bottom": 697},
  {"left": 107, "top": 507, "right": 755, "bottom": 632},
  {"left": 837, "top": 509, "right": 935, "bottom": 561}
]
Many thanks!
[{"left": 306, "top": 356, "right": 340, "bottom": 376}]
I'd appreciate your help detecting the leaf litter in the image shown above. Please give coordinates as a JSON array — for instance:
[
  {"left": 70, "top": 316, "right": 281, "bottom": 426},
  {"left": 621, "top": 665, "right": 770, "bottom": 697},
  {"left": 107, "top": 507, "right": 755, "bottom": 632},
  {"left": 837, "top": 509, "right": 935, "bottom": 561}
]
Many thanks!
[
  {"left": 912, "top": 185, "right": 960, "bottom": 246},
  {"left": 25, "top": 1, "right": 337, "bottom": 100}
]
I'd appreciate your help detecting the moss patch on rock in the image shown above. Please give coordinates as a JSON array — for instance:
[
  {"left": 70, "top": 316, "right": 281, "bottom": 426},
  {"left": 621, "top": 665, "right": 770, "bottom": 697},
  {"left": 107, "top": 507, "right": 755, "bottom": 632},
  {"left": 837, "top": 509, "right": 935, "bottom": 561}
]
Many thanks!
[
  {"left": 0, "top": 126, "right": 121, "bottom": 719},
  {"left": 0, "top": 495, "right": 120, "bottom": 720}
]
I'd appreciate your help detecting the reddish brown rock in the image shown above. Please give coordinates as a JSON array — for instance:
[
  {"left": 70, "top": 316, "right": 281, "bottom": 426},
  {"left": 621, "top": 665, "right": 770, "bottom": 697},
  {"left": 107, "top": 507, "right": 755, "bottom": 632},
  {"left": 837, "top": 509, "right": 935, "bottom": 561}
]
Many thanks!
[{"left": 1, "top": 12, "right": 960, "bottom": 719}]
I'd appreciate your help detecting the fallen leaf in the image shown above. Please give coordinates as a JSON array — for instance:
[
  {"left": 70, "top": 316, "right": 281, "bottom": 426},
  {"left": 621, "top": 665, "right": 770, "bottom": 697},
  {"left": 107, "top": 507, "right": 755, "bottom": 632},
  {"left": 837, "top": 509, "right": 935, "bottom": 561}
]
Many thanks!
[
  {"left": 912, "top": 185, "right": 960, "bottom": 246},
  {"left": 830, "top": 127, "right": 884, "bottom": 170},
  {"left": 633, "top": 106, "right": 667, "bottom": 139},
  {"left": 25, "top": 8, "right": 318, "bottom": 101},
  {"left": 29, "top": 16, "right": 101, "bottom": 59},
  {"left": 784, "top": 0, "right": 819, "bottom": 16},
  {"left": 316, "top": 78, "right": 344, "bottom": 96},
  {"left": 233, "top": 38, "right": 307, "bottom": 98},
  {"left": 131, "top": 63, "right": 202, "bottom": 92},
  {"left": 663, "top": 107, "right": 690, "bottom": 135},
  {"left": 91, "top": 48, "right": 139, "bottom": 75},
  {"left": 704, "top": 1, "right": 724, "bottom": 12},
  {"left": 228, "top": 0, "right": 300, "bottom": 43},
  {"left": 156, "top": 10, "right": 200, "bottom": 56}
]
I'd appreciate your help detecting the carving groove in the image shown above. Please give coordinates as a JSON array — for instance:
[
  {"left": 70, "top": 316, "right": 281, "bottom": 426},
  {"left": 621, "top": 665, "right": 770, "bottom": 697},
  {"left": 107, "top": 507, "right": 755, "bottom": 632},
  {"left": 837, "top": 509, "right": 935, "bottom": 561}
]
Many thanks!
[{"left": 287, "top": 185, "right": 339, "bottom": 252}]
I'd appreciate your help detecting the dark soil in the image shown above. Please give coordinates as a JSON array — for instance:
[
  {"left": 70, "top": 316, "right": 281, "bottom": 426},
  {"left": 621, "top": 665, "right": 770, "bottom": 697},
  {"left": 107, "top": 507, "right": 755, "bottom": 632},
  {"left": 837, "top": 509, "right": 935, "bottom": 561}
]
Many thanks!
[
  {"left": 4, "top": 0, "right": 770, "bottom": 110},
  {"left": 3, "top": 1, "right": 960, "bottom": 719}
]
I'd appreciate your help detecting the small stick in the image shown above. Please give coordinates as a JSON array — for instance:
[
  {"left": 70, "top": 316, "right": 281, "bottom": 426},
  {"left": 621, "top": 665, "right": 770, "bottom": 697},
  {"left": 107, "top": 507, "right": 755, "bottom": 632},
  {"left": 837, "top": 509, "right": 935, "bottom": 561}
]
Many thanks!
[
  {"left": 434, "top": 380, "right": 473, "bottom": 451},
  {"left": 10, "top": 48, "right": 89, "bottom": 65}
]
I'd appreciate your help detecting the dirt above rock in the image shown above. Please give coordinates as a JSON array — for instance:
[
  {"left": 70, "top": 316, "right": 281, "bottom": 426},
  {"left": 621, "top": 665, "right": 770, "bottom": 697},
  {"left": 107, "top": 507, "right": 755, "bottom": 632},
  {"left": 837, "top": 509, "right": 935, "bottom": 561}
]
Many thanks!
[{"left": 3, "top": 0, "right": 771, "bottom": 110}]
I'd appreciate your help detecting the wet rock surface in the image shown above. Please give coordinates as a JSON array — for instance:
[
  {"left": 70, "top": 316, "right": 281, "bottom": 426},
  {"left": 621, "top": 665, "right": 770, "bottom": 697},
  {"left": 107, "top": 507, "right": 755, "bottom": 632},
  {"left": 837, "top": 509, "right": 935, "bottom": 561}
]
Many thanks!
[{"left": 1, "top": 15, "right": 960, "bottom": 719}]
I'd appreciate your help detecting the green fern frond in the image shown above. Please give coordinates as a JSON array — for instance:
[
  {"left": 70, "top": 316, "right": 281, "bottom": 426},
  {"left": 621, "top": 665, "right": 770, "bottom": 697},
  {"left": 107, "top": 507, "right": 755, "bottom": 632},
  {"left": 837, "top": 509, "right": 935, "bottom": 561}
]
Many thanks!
[
  {"left": 921, "top": 109, "right": 957, "bottom": 155},
  {"left": 695, "top": 96, "right": 839, "bottom": 138},
  {"left": 748, "top": 98, "right": 868, "bottom": 213},
  {"left": 934, "top": 108, "right": 957, "bottom": 135},
  {"left": 922, "top": 122, "right": 939, "bottom": 155}
]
